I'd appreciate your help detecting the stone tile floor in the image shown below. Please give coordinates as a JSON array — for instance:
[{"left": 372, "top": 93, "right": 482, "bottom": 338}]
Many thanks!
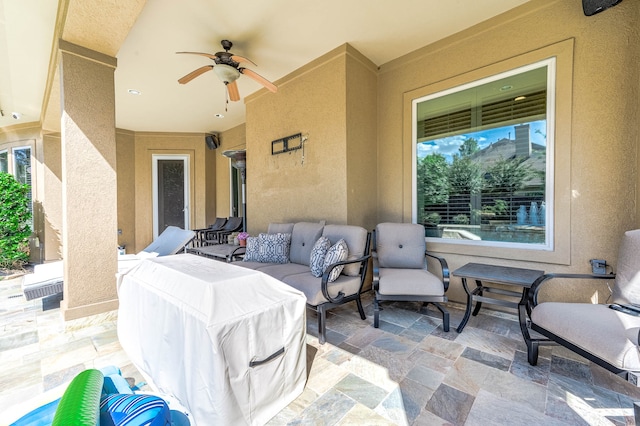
[{"left": 2, "top": 273, "right": 640, "bottom": 425}]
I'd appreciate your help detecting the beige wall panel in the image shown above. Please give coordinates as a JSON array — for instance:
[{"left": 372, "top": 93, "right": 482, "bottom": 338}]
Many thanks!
[
  {"left": 377, "top": 0, "right": 640, "bottom": 303},
  {"left": 345, "top": 51, "right": 378, "bottom": 231},
  {"left": 116, "top": 129, "right": 136, "bottom": 252},
  {"left": 59, "top": 47, "right": 118, "bottom": 319},
  {"left": 216, "top": 124, "right": 246, "bottom": 219},
  {"left": 132, "top": 132, "right": 208, "bottom": 252},
  {"left": 245, "top": 49, "right": 349, "bottom": 234},
  {"left": 42, "top": 133, "right": 63, "bottom": 261}
]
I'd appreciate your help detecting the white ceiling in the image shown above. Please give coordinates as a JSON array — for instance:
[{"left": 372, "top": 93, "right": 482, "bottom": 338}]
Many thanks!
[{"left": 0, "top": 0, "right": 531, "bottom": 133}]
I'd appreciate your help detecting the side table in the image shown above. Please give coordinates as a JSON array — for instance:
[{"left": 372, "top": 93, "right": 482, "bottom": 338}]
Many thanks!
[{"left": 454, "top": 263, "right": 544, "bottom": 342}]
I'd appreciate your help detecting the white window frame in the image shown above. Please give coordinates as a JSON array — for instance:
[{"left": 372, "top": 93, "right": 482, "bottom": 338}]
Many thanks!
[{"left": 412, "top": 59, "right": 556, "bottom": 252}]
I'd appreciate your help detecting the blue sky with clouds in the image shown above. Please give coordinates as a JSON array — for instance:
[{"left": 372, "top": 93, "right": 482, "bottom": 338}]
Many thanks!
[{"left": 417, "top": 120, "right": 546, "bottom": 162}]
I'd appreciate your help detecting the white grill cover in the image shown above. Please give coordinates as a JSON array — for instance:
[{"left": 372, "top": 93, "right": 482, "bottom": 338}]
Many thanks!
[{"left": 116, "top": 254, "right": 307, "bottom": 425}]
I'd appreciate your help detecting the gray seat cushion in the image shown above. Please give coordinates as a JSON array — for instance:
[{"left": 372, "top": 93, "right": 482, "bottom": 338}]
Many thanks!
[
  {"left": 612, "top": 229, "right": 640, "bottom": 305},
  {"left": 532, "top": 302, "right": 640, "bottom": 371},
  {"left": 251, "top": 263, "right": 311, "bottom": 282},
  {"left": 378, "top": 268, "right": 444, "bottom": 297},
  {"left": 267, "top": 223, "right": 295, "bottom": 235},
  {"left": 281, "top": 272, "right": 362, "bottom": 306},
  {"left": 375, "top": 223, "right": 426, "bottom": 269},
  {"left": 322, "top": 225, "right": 368, "bottom": 276},
  {"left": 289, "top": 222, "right": 324, "bottom": 266}
]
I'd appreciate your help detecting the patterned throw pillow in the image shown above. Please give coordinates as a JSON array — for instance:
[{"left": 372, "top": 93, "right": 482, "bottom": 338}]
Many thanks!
[
  {"left": 243, "top": 236, "right": 261, "bottom": 262},
  {"left": 310, "top": 236, "right": 331, "bottom": 277},
  {"left": 323, "top": 239, "right": 349, "bottom": 282},
  {"left": 258, "top": 232, "right": 291, "bottom": 264}
]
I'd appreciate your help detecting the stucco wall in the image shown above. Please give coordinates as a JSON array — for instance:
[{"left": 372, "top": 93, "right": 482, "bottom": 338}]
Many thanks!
[
  {"left": 116, "top": 129, "right": 136, "bottom": 252},
  {"left": 377, "top": 0, "right": 640, "bottom": 303},
  {"left": 216, "top": 124, "right": 246, "bottom": 219},
  {"left": 244, "top": 44, "right": 378, "bottom": 234},
  {"left": 132, "top": 132, "right": 209, "bottom": 252}
]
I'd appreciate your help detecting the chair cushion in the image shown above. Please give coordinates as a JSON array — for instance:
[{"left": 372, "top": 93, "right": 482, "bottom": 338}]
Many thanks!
[
  {"left": 612, "top": 229, "right": 640, "bottom": 305},
  {"left": 281, "top": 272, "right": 362, "bottom": 306},
  {"left": 267, "top": 222, "right": 295, "bottom": 234},
  {"left": 322, "top": 225, "right": 368, "bottom": 276},
  {"left": 289, "top": 222, "right": 324, "bottom": 266},
  {"left": 258, "top": 232, "right": 291, "bottom": 263},
  {"left": 375, "top": 223, "right": 426, "bottom": 269},
  {"left": 323, "top": 239, "right": 348, "bottom": 282},
  {"left": 378, "top": 268, "right": 444, "bottom": 296},
  {"left": 531, "top": 302, "right": 640, "bottom": 371},
  {"left": 252, "top": 262, "right": 311, "bottom": 281},
  {"left": 310, "top": 236, "right": 331, "bottom": 277}
]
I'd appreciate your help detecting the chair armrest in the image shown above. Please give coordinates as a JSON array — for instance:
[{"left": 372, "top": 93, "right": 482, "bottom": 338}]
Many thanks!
[
  {"left": 425, "top": 251, "right": 450, "bottom": 291},
  {"left": 321, "top": 254, "right": 371, "bottom": 304},
  {"left": 529, "top": 272, "right": 616, "bottom": 307},
  {"left": 372, "top": 251, "right": 380, "bottom": 291}
]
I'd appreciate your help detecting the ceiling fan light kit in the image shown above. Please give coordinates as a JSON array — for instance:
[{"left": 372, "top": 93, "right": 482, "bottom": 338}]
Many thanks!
[{"left": 177, "top": 39, "right": 277, "bottom": 103}]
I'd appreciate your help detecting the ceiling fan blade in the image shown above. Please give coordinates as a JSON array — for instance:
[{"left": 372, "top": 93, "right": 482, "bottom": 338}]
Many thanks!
[
  {"left": 239, "top": 68, "right": 277, "bottom": 93},
  {"left": 178, "top": 65, "right": 214, "bottom": 84},
  {"left": 176, "top": 51, "right": 218, "bottom": 60},
  {"left": 230, "top": 55, "right": 256, "bottom": 66},
  {"left": 226, "top": 81, "right": 241, "bottom": 102}
]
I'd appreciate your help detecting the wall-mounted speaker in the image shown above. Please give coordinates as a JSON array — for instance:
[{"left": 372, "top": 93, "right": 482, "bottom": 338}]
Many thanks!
[
  {"left": 205, "top": 133, "right": 220, "bottom": 150},
  {"left": 582, "top": 0, "right": 622, "bottom": 16}
]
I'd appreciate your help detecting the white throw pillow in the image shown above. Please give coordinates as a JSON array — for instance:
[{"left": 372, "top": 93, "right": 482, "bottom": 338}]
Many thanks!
[
  {"left": 323, "top": 239, "right": 349, "bottom": 282},
  {"left": 310, "top": 236, "right": 331, "bottom": 277}
]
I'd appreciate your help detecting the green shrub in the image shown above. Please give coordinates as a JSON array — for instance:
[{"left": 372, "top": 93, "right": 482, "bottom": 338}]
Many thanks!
[{"left": 0, "top": 172, "right": 31, "bottom": 269}]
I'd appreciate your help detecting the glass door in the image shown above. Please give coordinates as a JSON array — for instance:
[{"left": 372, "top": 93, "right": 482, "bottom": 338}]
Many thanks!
[{"left": 152, "top": 155, "right": 190, "bottom": 238}]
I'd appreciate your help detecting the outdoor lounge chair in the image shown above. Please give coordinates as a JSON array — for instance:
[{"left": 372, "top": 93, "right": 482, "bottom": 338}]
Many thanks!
[
  {"left": 527, "top": 229, "right": 640, "bottom": 380},
  {"left": 21, "top": 226, "right": 195, "bottom": 303},
  {"left": 372, "top": 222, "right": 450, "bottom": 331},
  {"left": 192, "top": 217, "right": 227, "bottom": 247},
  {"left": 202, "top": 216, "right": 243, "bottom": 245}
]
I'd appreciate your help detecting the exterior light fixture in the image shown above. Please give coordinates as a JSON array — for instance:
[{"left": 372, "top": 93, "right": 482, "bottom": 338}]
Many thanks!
[
  {"left": 514, "top": 96, "right": 527, "bottom": 101},
  {"left": 127, "top": 89, "right": 141, "bottom": 95},
  {"left": 215, "top": 113, "right": 224, "bottom": 118},
  {"left": 499, "top": 85, "right": 513, "bottom": 91}
]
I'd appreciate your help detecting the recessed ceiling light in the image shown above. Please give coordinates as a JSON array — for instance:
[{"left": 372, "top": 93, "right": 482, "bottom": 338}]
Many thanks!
[
  {"left": 127, "top": 89, "right": 141, "bottom": 95},
  {"left": 514, "top": 96, "right": 527, "bottom": 101},
  {"left": 215, "top": 113, "right": 224, "bottom": 118}
]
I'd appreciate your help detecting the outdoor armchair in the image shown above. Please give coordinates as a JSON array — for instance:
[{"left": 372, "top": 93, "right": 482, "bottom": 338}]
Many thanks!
[
  {"left": 203, "top": 216, "right": 244, "bottom": 245},
  {"left": 372, "top": 223, "right": 450, "bottom": 331},
  {"left": 192, "top": 217, "right": 227, "bottom": 247},
  {"left": 527, "top": 229, "right": 640, "bottom": 380}
]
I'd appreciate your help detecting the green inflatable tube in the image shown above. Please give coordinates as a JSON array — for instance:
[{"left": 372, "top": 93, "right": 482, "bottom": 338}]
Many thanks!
[{"left": 52, "top": 369, "right": 104, "bottom": 426}]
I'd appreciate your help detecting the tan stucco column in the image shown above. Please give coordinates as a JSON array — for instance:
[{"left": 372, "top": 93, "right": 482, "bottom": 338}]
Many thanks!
[{"left": 58, "top": 40, "right": 119, "bottom": 320}]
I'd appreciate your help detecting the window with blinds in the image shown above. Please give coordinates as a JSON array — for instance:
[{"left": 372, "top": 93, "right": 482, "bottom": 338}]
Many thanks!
[{"left": 413, "top": 59, "right": 554, "bottom": 248}]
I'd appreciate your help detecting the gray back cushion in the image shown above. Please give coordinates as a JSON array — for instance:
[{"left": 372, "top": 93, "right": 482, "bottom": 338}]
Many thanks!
[
  {"left": 289, "top": 222, "right": 324, "bottom": 266},
  {"left": 268, "top": 223, "right": 295, "bottom": 234},
  {"left": 322, "top": 225, "right": 368, "bottom": 276},
  {"left": 612, "top": 229, "right": 640, "bottom": 305},
  {"left": 375, "top": 223, "right": 426, "bottom": 269}
]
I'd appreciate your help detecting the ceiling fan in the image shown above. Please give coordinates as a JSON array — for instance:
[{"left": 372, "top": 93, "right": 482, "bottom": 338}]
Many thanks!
[{"left": 176, "top": 40, "right": 277, "bottom": 102}]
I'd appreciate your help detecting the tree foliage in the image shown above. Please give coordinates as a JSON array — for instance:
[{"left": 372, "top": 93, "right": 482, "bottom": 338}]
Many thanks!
[
  {"left": 448, "top": 156, "right": 483, "bottom": 195},
  {"left": 458, "top": 138, "right": 479, "bottom": 157},
  {"left": 0, "top": 172, "right": 31, "bottom": 269},
  {"left": 484, "top": 157, "right": 533, "bottom": 195}
]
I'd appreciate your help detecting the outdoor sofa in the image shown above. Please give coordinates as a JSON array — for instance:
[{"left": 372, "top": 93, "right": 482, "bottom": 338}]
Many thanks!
[{"left": 231, "top": 221, "right": 371, "bottom": 344}]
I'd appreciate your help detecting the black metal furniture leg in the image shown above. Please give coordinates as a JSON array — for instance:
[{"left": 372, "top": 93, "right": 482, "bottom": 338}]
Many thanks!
[
  {"left": 373, "top": 297, "right": 380, "bottom": 328},
  {"left": 433, "top": 302, "right": 450, "bottom": 332},
  {"left": 317, "top": 306, "right": 327, "bottom": 344},
  {"left": 456, "top": 278, "right": 473, "bottom": 333},
  {"left": 471, "top": 279, "right": 483, "bottom": 316},
  {"left": 356, "top": 296, "right": 366, "bottom": 320}
]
